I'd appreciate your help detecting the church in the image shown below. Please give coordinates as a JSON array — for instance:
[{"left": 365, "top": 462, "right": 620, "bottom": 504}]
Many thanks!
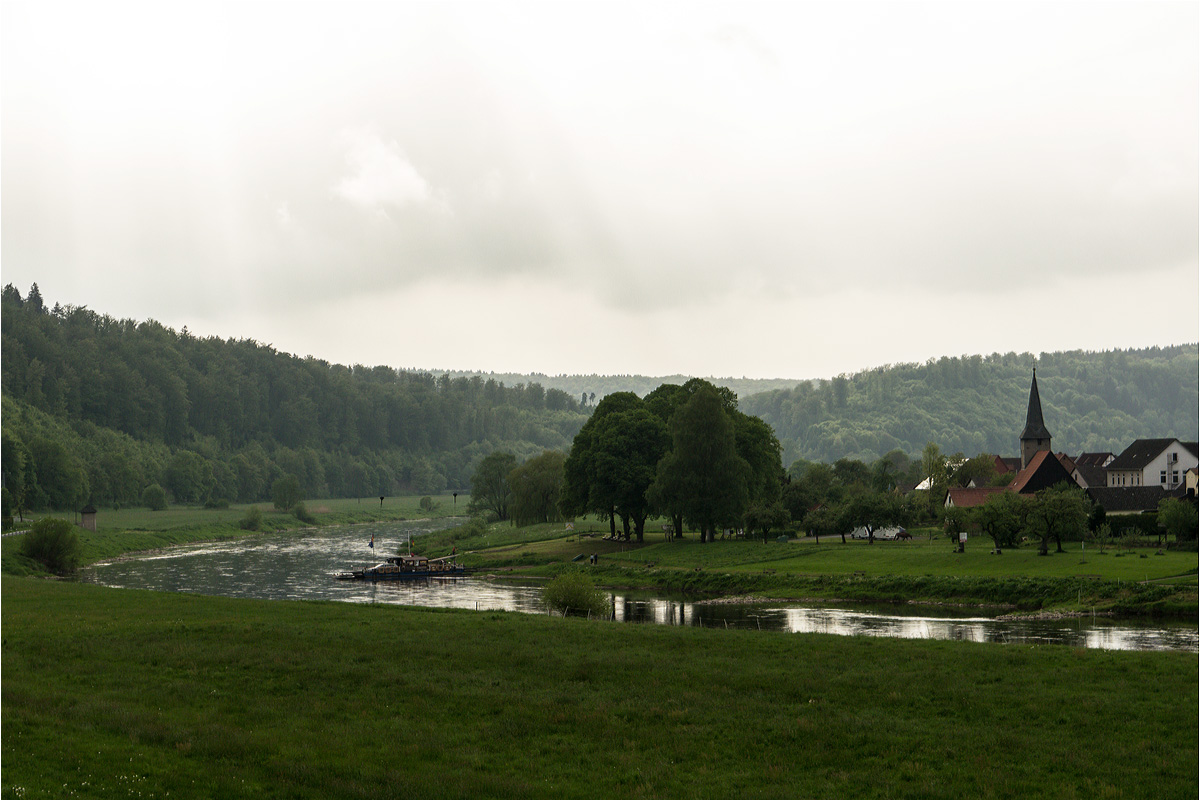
[{"left": 944, "top": 370, "right": 1075, "bottom": 509}]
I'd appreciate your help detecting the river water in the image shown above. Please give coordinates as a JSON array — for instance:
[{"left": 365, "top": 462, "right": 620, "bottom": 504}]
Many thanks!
[{"left": 78, "top": 520, "right": 1198, "bottom": 653}]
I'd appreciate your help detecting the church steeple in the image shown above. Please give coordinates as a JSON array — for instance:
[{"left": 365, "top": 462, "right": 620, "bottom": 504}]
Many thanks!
[{"left": 1019, "top": 369, "right": 1052, "bottom": 469}]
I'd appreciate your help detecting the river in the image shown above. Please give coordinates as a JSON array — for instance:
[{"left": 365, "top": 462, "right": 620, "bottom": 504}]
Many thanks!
[{"left": 77, "top": 520, "right": 1198, "bottom": 653}]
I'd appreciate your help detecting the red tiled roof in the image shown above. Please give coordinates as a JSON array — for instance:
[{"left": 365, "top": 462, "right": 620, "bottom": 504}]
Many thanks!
[{"left": 945, "top": 486, "right": 1006, "bottom": 508}]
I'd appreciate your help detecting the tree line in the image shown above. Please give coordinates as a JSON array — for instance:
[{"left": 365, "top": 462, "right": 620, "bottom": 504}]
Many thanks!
[
  {"left": 474, "top": 426, "right": 1196, "bottom": 550},
  {"left": 470, "top": 379, "right": 787, "bottom": 543},
  {"left": 1, "top": 284, "right": 590, "bottom": 513}
]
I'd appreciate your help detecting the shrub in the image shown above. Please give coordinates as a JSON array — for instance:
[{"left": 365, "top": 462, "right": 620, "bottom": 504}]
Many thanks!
[
  {"left": 293, "top": 501, "right": 315, "bottom": 524},
  {"left": 542, "top": 570, "right": 609, "bottom": 617},
  {"left": 420, "top": 496, "right": 434, "bottom": 512},
  {"left": 20, "top": 517, "right": 82, "bottom": 575},
  {"left": 204, "top": 497, "right": 231, "bottom": 509},
  {"left": 239, "top": 506, "right": 264, "bottom": 531},
  {"left": 142, "top": 483, "right": 168, "bottom": 511}
]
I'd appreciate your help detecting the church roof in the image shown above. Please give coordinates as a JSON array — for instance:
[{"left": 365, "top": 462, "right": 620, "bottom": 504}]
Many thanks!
[
  {"left": 1008, "top": 449, "right": 1074, "bottom": 495},
  {"left": 1019, "top": 370, "right": 1051, "bottom": 441}
]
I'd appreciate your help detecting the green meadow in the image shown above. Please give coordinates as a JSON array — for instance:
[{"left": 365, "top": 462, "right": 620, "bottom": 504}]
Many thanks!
[
  {"left": 2, "top": 501, "right": 1197, "bottom": 798},
  {"left": 3, "top": 577, "right": 1197, "bottom": 799}
]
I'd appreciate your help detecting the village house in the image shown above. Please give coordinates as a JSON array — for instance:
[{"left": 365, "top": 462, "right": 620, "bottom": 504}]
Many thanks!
[
  {"left": 1104, "top": 438, "right": 1198, "bottom": 490},
  {"left": 943, "top": 371, "right": 1195, "bottom": 519}
]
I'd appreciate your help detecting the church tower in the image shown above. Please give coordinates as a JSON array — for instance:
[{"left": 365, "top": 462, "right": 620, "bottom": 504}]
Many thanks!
[{"left": 1019, "top": 369, "right": 1052, "bottom": 469}]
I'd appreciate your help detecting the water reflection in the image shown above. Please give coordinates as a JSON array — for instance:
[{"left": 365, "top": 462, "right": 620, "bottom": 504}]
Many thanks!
[{"left": 79, "top": 523, "right": 1198, "bottom": 653}]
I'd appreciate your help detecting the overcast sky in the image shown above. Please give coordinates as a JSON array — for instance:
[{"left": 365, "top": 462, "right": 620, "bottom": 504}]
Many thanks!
[{"left": 3, "top": 1, "right": 1197, "bottom": 380}]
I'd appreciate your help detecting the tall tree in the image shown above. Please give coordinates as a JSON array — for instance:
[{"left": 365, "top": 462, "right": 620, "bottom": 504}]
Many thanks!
[
  {"left": 649, "top": 385, "right": 750, "bottom": 543},
  {"left": 1029, "top": 483, "right": 1091, "bottom": 555},
  {"left": 591, "top": 407, "right": 670, "bottom": 541},
  {"left": 734, "top": 412, "right": 785, "bottom": 507},
  {"left": 469, "top": 451, "right": 518, "bottom": 521},
  {"left": 561, "top": 392, "right": 642, "bottom": 536},
  {"left": 508, "top": 450, "right": 567, "bottom": 527},
  {"left": 1157, "top": 498, "right": 1197, "bottom": 544},
  {"left": 975, "top": 490, "right": 1029, "bottom": 552}
]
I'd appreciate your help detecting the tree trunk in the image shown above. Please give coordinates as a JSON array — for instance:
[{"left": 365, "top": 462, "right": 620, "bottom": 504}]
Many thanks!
[
  {"left": 609, "top": 511, "right": 616, "bottom": 538},
  {"left": 673, "top": 514, "right": 684, "bottom": 541}
]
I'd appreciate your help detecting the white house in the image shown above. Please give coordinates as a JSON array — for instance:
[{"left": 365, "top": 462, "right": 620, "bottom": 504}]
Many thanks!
[{"left": 1105, "top": 439, "right": 1199, "bottom": 490}]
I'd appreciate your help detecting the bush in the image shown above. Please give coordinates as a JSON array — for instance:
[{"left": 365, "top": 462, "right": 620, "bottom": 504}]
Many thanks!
[
  {"left": 204, "top": 497, "right": 231, "bottom": 509},
  {"left": 420, "top": 496, "right": 434, "bottom": 512},
  {"left": 239, "top": 506, "right": 264, "bottom": 531},
  {"left": 142, "top": 483, "right": 168, "bottom": 511},
  {"left": 20, "top": 517, "right": 82, "bottom": 575},
  {"left": 542, "top": 570, "right": 609, "bottom": 618},
  {"left": 293, "top": 501, "right": 315, "bottom": 524}
]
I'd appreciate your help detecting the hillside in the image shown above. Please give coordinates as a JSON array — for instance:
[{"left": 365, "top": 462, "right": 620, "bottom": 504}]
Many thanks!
[
  {"left": 1, "top": 286, "right": 589, "bottom": 508},
  {"left": 739, "top": 347, "right": 1199, "bottom": 465},
  {"left": 438, "top": 371, "right": 802, "bottom": 404},
  {"left": 2, "top": 284, "right": 1196, "bottom": 509}
]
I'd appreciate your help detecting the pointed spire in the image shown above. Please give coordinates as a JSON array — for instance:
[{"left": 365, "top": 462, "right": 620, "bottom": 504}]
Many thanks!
[{"left": 1020, "top": 369, "right": 1051, "bottom": 441}]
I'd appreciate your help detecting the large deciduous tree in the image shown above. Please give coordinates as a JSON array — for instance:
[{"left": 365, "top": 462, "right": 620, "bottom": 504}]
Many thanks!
[
  {"left": 1029, "top": 483, "right": 1091, "bottom": 555},
  {"left": 649, "top": 385, "right": 750, "bottom": 543},
  {"left": 469, "top": 451, "right": 518, "bottom": 521},
  {"left": 508, "top": 450, "right": 567, "bottom": 527},
  {"left": 561, "top": 392, "right": 644, "bottom": 537},
  {"left": 745, "top": 501, "right": 790, "bottom": 543},
  {"left": 1157, "top": 498, "right": 1198, "bottom": 544},
  {"left": 838, "top": 490, "right": 911, "bottom": 545},
  {"left": 976, "top": 490, "right": 1029, "bottom": 552},
  {"left": 591, "top": 408, "right": 670, "bottom": 541}
]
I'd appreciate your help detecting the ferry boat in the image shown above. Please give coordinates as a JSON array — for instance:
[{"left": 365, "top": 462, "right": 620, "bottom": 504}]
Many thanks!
[{"left": 336, "top": 553, "right": 466, "bottom": 581}]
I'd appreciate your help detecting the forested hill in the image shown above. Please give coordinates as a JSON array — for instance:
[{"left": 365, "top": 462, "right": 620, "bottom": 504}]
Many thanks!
[
  {"left": 1, "top": 285, "right": 590, "bottom": 507},
  {"left": 439, "top": 371, "right": 800, "bottom": 404},
  {"left": 738, "top": 347, "right": 1199, "bottom": 466}
]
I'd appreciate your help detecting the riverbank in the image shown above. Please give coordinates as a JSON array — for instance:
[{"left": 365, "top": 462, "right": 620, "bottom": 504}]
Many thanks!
[
  {"left": 5, "top": 507, "right": 1197, "bottom": 617},
  {"left": 0, "top": 494, "right": 465, "bottom": 576},
  {"left": 3, "top": 576, "right": 1195, "bottom": 799},
  {"left": 415, "top": 520, "right": 1199, "bottom": 618}
]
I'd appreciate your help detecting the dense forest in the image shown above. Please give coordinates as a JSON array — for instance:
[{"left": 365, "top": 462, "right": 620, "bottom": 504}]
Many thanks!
[
  {"left": 441, "top": 371, "right": 800, "bottom": 407},
  {"left": 2, "top": 283, "right": 1197, "bottom": 513},
  {"left": 1, "top": 285, "right": 589, "bottom": 510},
  {"left": 739, "top": 347, "right": 1199, "bottom": 465}
]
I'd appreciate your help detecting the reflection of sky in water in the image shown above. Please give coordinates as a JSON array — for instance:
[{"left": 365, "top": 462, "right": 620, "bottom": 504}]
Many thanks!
[{"left": 81, "top": 524, "right": 1198, "bottom": 653}]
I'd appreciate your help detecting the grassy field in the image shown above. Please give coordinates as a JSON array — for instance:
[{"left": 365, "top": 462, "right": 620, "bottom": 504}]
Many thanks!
[{"left": 2, "top": 577, "right": 1196, "bottom": 799}]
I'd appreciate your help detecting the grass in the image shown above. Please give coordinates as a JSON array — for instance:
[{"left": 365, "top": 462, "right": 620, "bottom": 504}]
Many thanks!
[
  {"left": 2, "top": 577, "right": 1196, "bottom": 799},
  {"left": 415, "top": 519, "right": 1198, "bottom": 615}
]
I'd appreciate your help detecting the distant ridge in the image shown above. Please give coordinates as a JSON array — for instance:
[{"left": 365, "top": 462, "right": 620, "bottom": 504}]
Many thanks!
[
  {"left": 738, "top": 345, "right": 1199, "bottom": 466},
  {"left": 435, "top": 371, "right": 802, "bottom": 403}
]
